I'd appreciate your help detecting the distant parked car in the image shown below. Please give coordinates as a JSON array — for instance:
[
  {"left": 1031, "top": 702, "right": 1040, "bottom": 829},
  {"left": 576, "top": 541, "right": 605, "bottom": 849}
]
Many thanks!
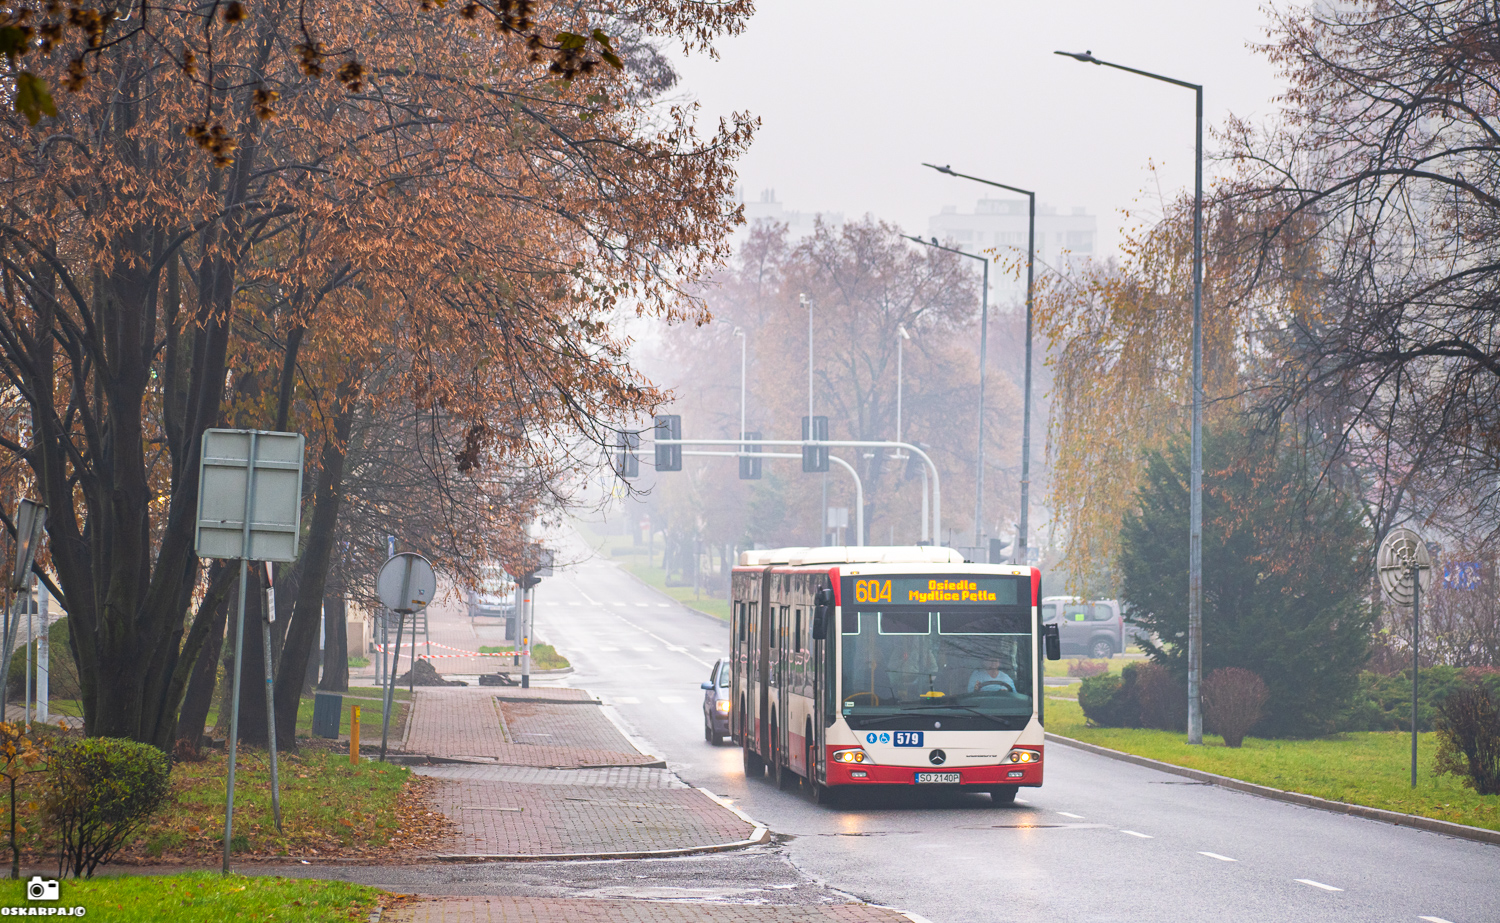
[
  {"left": 701, "top": 658, "right": 732, "bottom": 744},
  {"left": 1041, "top": 596, "right": 1124, "bottom": 659}
]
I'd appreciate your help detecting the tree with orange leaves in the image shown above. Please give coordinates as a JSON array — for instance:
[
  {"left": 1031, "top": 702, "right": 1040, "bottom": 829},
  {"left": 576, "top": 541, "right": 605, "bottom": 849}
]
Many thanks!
[{"left": 0, "top": 0, "right": 752, "bottom": 747}]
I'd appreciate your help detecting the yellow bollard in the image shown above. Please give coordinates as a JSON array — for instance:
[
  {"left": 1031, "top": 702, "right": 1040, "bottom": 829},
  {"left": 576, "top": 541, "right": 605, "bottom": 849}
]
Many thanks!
[{"left": 350, "top": 704, "right": 361, "bottom": 764}]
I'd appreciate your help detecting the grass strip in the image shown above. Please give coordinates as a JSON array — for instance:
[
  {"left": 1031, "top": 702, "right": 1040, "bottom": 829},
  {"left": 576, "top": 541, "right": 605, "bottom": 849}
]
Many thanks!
[
  {"left": 476, "top": 643, "right": 569, "bottom": 670},
  {"left": 1043, "top": 695, "right": 1500, "bottom": 833},
  {"left": 0, "top": 873, "right": 385, "bottom": 922},
  {"left": 133, "top": 748, "right": 411, "bottom": 859}
]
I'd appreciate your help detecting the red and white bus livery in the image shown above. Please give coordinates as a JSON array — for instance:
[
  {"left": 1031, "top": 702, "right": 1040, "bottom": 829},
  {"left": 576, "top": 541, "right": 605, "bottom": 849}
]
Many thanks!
[{"left": 730, "top": 546, "right": 1060, "bottom": 804}]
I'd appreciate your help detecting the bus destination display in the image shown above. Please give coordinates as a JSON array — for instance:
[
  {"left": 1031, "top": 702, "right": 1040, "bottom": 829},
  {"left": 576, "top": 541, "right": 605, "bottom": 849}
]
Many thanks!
[{"left": 851, "top": 576, "right": 1019, "bottom": 606}]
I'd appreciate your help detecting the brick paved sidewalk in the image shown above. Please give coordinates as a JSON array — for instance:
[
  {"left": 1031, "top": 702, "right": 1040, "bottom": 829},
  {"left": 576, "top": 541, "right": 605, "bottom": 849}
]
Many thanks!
[
  {"left": 387, "top": 896, "right": 912, "bottom": 923},
  {"left": 404, "top": 686, "right": 759, "bottom": 858},
  {"left": 415, "top": 764, "right": 753, "bottom": 857},
  {"left": 402, "top": 687, "right": 656, "bottom": 768}
]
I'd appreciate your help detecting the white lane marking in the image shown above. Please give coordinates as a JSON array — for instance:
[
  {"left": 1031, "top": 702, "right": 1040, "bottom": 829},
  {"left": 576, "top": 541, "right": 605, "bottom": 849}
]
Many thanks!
[
  {"left": 666, "top": 644, "right": 687, "bottom": 653},
  {"left": 1199, "top": 851, "right": 1237, "bottom": 862},
  {"left": 658, "top": 696, "right": 685, "bottom": 704},
  {"left": 1120, "top": 830, "right": 1153, "bottom": 839},
  {"left": 598, "top": 647, "right": 620, "bottom": 653},
  {"left": 631, "top": 645, "right": 654, "bottom": 652},
  {"left": 607, "top": 612, "right": 715, "bottom": 668},
  {"left": 1057, "top": 811, "right": 1084, "bottom": 819},
  {"left": 700, "top": 645, "right": 719, "bottom": 651},
  {"left": 1013, "top": 798, "right": 1029, "bottom": 805},
  {"left": 1295, "top": 879, "right": 1343, "bottom": 892},
  {"left": 1419, "top": 917, "right": 1456, "bottom": 923},
  {"left": 636, "top": 603, "right": 649, "bottom": 607},
  {"left": 657, "top": 603, "right": 671, "bottom": 607},
  {"left": 615, "top": 697, "right": 640, "bottom": 704}
]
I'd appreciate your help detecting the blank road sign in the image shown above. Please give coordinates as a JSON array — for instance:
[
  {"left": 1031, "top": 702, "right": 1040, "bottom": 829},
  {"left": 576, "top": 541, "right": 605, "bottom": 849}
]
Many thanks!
[
  {"left": 195, "top": 429, "right": 306, "bottom": 562},
  {"left": 377, "top": 553, "right": 437, "bottom": 612}
]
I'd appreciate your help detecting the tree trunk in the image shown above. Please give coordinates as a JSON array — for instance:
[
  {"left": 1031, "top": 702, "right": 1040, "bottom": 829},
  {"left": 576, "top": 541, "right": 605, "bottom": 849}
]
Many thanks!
[
  {"left": 272, "top": 398, "right": 356, "bottom": 749},
  {"left": 319, "top": 597, "right": 349, "bottom": 692},
  {"left": 175, "top": 564, "right": 230, "bottom": 744}
]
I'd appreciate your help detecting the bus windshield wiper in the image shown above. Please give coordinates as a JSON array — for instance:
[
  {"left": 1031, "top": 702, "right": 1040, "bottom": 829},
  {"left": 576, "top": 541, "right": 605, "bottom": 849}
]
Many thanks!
[{"left": 907, "top": 702, "right": 1014, "bottom": 726}]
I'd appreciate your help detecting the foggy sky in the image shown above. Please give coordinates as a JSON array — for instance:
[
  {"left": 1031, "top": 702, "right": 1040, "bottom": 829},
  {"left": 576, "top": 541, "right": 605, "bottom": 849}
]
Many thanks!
[{"left": 670, "top": 1, "right": 1290, "bottom": 259}]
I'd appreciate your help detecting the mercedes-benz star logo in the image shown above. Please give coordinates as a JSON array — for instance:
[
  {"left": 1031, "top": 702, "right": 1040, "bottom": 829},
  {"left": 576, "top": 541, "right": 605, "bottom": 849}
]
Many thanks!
[{"left": 929, "top": 749, "right": 947, "bottom": 766}]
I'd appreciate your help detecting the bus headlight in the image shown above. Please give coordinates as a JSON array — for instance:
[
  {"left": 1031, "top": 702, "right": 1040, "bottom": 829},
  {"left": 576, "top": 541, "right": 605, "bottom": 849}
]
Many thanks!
[
  {"left": 832, "top": 748, "right": 873, "bottom": 764},
  {"left": 1006, "top": 748, "right": 1041, "bottom": 764},
  {"left": 714, "top": 699, "right": 731, "bottom": 715}
]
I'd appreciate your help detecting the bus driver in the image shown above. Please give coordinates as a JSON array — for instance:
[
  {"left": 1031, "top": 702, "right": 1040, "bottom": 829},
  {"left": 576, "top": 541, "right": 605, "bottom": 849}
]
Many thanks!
[{"left": 968, "top": 658, "right": 1015, "bottom": 693}]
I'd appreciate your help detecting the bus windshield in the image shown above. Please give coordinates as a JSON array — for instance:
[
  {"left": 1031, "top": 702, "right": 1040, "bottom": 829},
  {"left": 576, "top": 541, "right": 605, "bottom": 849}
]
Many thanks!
[{"left": 840, "top": 605, "right": 1033, "bottom": 724}]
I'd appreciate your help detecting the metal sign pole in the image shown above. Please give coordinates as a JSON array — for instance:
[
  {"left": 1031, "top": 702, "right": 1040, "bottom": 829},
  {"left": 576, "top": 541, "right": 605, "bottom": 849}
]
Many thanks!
[
  {"left": 223, "top": 430, "right": 259, "bottom": 875},
  {"left": 379, "top": 557, "right": 413, "bottom": 762},
  {"left": 261, "top": 565, "right": 282, "bottom": 831},
  {"left": 1411, "top": 568, "right": 1421, "bottom": 789},
  {"left": 379, "top": 613, "right": 406, "bottom": 762}
]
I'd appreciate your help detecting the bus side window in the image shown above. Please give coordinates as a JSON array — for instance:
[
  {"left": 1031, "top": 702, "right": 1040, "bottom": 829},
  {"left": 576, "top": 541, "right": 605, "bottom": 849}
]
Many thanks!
[
  {"left": 794, "top": 609, "right": 802, "bottom": 652},
  {"left": 738, "top": 602, "right": 746, "bottom": 640}
]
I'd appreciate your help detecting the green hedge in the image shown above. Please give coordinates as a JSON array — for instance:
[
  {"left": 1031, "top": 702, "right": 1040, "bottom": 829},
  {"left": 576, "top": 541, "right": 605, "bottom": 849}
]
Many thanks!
[{"left": 1343, "top": 667, "right": 1500, "bottom": 733}]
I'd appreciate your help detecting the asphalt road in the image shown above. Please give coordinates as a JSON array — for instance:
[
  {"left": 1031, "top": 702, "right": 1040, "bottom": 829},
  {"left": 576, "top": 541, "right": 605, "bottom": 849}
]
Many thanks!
[{"left": 525, "top": 531, "right": 1499, "bottom": 923}]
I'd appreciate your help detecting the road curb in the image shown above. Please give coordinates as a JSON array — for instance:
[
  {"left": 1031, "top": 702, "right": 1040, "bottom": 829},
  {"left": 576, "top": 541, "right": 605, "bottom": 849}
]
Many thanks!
[
  {"left": 392, "top": 753, "right": 669, "bottom": 769},
  {"left": 1046, "top": 732, "right": 1500, "bottom": 848},
  {"left": 418, "top": 824, "right": 771, "bottom": 862}
]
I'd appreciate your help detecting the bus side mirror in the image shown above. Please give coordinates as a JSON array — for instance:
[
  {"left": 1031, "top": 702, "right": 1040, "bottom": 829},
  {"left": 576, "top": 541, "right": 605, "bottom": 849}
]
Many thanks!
[
  {"left": 811, "top": 587, "right": 835, "bottom": 640},
  {"left": 1043, "top": 623, "right": 1061, "bottom": 661}
]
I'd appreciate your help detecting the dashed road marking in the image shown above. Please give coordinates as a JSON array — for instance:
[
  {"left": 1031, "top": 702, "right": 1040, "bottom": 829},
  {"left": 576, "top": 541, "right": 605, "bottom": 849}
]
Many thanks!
[
  {"left": 700, "top": 645, "right": 719, "bottom": 652},
  {"left": 1120, "top": 830, "right": 1152, "bottom": 839},
  {"left": 598, "top": 646, "right": 620, "bottom": 653},
  {"left": 1057, "top": 812, "right": 1084, "bottom": 819},
  {"left": 1418, "top": 917, "right": 1455, "bottom": 922},
  {"left": 658, "top": 696, "right": 685, "bottom": 704},
  {"left": 631, "top": 645, "right": 654, "bottom": 652},
  {"left": 636, "top": 603, "right": 650, "bottom": 607},
  {"left": 1199, "top": 852, "right": 1237, "bottom": 862},
  {"left": 657, "top": 603, "right": 671, "bottom": 607},
  {"left": 1295, "top": 879, "right": 1343, "bottom": 892}
]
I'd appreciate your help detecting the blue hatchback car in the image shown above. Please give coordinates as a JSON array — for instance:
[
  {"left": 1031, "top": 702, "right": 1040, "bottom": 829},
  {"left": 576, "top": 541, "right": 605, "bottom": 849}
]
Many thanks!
[{"left": 700, "top": 658, "right": 731, "bottom": 745}]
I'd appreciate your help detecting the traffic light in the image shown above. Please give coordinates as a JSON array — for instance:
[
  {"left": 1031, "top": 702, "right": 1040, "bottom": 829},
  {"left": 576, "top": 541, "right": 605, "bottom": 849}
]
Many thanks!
[
  {"left": 615, "top": 431, "right": 639, "bottom": 478},
  {"left": 739, "top": 431, "right": 762, "bottom": 480},
  {"left": 801, "top": 416, "right": 828, "bottom": 472},
  {"left": 654, "top": 414, "right": 681, "bottom": 472}
]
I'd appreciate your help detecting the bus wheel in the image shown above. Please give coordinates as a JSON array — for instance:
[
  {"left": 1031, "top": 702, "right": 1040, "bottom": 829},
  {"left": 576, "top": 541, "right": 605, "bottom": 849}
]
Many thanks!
[
  {"left": 742, "top": 743, "right": 764, "bottom": 777},
  {"left": 806, "top": 741, "right": 838, "bottom": 806},
  {"left": 988, "top": 786, "right": 1018, "bottom": 806}
]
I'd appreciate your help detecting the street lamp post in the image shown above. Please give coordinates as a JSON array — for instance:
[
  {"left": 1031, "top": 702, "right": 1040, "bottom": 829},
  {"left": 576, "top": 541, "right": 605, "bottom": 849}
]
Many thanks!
[
  {"left": 734, "top": 326, "right": 747, "bottom": 449},
  {"left": 1056, "top": 49, "right": 1205, "bottom": 745},
  {"left": 896, "top": 325, "right": 910, "bottom": 447},
  {"left": 902, "top": 234, "right": 989, "bottom": 550},
  {"left": 922, "top": 165, "right": 1036, "bottom": 566}
]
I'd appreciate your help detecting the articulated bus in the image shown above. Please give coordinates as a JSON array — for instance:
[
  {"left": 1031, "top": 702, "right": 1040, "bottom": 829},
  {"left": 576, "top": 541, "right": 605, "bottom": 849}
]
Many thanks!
[{"left": 730, "top": 546, "right": 1060, "bottom": 805}]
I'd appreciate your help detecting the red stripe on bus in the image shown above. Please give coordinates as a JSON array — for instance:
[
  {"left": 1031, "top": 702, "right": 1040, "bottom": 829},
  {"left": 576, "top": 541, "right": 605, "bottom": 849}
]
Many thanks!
[
  {"left": 829, "top": 568, "right": 841, "bottom": 604},
  {"left": 1031, "top": 568, "right": 1040, "bottom": 606}
]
